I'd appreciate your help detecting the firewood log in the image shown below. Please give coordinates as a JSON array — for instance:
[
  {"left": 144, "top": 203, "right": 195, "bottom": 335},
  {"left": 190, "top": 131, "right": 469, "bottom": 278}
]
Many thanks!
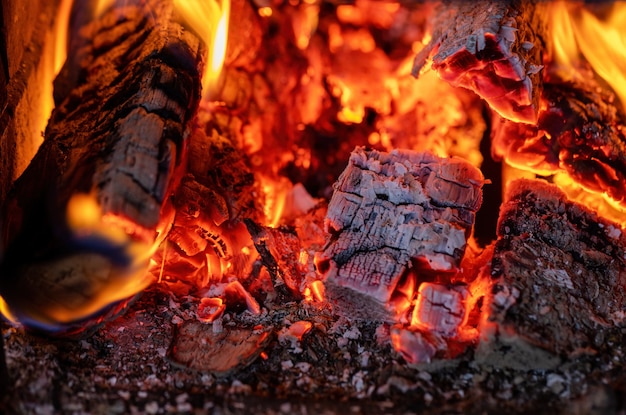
[
  {"left": 0, "top": 0, "right": 202, "bottom": 330},
  {"left": 316, "top": 147, "right": 484, "bottom": 322},
  {"left": 478, "top": 178, "right": 626, "bottom": 368},
  {"left": 491, "top": 75, "right": 626, "bottom": 210},
  {"left": 413, "top": 0, "right": 547, "bottom": 124}
]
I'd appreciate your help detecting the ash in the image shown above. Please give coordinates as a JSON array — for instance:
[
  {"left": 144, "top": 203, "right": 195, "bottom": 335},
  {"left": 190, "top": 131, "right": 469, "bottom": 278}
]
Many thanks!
[{"left": 2, "top": 287, "right": 625, "bottom": 415}]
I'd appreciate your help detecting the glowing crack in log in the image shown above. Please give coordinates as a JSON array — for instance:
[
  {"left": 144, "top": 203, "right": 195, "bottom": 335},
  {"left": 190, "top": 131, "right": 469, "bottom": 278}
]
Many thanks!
[{"left": 316, "top": 147, "right": 484, "bottom": 322}]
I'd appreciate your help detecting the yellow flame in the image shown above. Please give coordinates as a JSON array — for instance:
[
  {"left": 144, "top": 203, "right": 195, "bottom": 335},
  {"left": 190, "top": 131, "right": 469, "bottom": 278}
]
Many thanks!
[
  {"left": 174, "top": 0, "right": 230, "bottom": 99},
  {"left": 549, "top": 2, "right": 626, "bottom": 111},
  {"left": 0, "top": 296, "right": 17, "bottom": 323},
  {"left": 553, "top": 173, "right": 626, "bottom": 228},
  {"left": 67, "top": 193, "right": 126, "bottom": 245},
  {"left": 260, "top": 176, "right": 291, "bottom": 227}
]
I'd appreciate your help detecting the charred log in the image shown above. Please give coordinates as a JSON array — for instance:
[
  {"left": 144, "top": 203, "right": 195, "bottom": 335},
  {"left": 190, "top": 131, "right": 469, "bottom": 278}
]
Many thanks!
[
  {"left": 479, "top": 179, "right": 626, "bottom": 367},
  {"left": 492, "top": 75, "right": 626, "bottom": 211},
  {"left": 316, "top": 147, "right": 484, "bottom": 322},
  {"left": 0, "top": 0, "right": 202, "bottom": 329},
  {"left": 413, "top": 0, "right": 547, "bottom": 124}
]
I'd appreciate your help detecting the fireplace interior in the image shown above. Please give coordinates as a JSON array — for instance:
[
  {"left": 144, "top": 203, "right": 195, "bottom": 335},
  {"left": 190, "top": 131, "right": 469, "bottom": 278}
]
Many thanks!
[{"left": 1, "top": 0, "right": 626, "bottom": 413}]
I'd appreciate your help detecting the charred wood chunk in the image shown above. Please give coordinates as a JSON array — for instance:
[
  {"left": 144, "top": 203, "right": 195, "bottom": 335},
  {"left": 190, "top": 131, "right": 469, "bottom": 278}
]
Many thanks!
[
  {"left": 414, "top": 0, "right": 547, "bottom": 124},
  {"left": 492, "top": 76, "right": 626, "bottom": 210},
  {"left": 317, "top": 147, "right": 484, "bottom": 321},
  {"left": 245, "top": 219, "right": 303, "bottom": 301},
  {"left": 412, "top": 283, "right": 469, "bottom": 338},
  {"left": 0, "top": 0, "right": 202, "bottom": 330},
  {"left": 480, "top": 179, "right": 626, "bottom": 367}
]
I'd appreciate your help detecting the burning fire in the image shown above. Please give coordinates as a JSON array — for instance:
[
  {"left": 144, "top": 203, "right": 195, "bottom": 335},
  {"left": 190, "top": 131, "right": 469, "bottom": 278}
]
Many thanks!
[
  {"left": 491, "top": 1, "right": 626, "bottom": 225},
  {"left": 549, "top": 1, "right": 626, "bottom": 111},
  {"left": 5, "top": 0, "right": 626, "bottom": 375},
  {"left": 174, "top": 0, "right": 231, "bottom": 98}
]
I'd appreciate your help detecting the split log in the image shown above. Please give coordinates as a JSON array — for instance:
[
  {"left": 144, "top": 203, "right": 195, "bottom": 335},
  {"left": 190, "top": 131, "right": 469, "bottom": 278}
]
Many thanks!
[
  {"left": 413, "top": 0, "right": 547, "bottom": 124},
  {"left": 491, "top": 75, "right": 626, "bottom": 210},
  {"left": 316, "top": 147, "right": 484, "bottom": 322},
  {"left": 478, "top": 178, "right": 626, "bottom": 368},
  {"left": 0, "top": 0, "right": 202, "bottom": 330}
]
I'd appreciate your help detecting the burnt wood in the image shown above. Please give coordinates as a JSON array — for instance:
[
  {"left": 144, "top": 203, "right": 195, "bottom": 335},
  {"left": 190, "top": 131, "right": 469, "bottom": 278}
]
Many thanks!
[
  {"left": 317, "top": 147, "right": 484, "bottom": 322},
  {"left": 491, "top": 75, "right": 626, "bottom": 210},
  {"left": 413, "top": 0, "right": 547, "bottom": 124},
  {"left": 0, "top": 0, "right": 202, "bottom": 329},
  {"left": 480, "top": 178, "right": 626, "bottom": 366}
]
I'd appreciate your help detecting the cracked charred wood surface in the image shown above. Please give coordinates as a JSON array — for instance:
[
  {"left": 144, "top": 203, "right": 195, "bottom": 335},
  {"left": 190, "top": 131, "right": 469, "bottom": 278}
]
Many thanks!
[
  {"left": 316, "top": 147, "right": 484, "bottom": 322},
  {"left": 480, "top": 179, "right": 626, "bottom": 367},
  {"left": 413, "top": 0, "right": 547, "bottom": 124},
  {"left": 492, "top": 75, "right": 626, "bottom": 210},
  {"left": 0, "top": 0, "right": 202, "bottom": 328}
]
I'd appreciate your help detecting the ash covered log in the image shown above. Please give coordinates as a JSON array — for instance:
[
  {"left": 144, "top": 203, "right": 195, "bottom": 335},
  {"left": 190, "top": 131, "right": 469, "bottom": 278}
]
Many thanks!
[
  {"left": 492, "top": 75, "right": 626, "bottom": 211},
  {"left": 413, "top": 0, "right": 547, "bottom": 124},
  {"left": 316, "top": 147, "right": 484, "bottom": 322},
  {"left": 478, "top": 179, "right": 626, "bottom": 368},
  {"left": 0, "top": 0, "right": 202, "bottom": 330}
]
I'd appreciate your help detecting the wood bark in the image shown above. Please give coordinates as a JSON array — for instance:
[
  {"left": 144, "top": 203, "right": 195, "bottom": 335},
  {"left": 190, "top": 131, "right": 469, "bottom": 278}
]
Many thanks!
[
  {"left": 479, "top": 178, "right": 626, "bottom": 367},
  {"left": 0, "top": 0, "right": 202, "bottom": 329},
  {"left": 491, "top": 75, "right": 626, "bottom": 210},
  {"left": 413, "top": 0, "right": 547, "bottom": 124},
  {"left": 316, "top": 147, "right": 484, "bottom": 322}
]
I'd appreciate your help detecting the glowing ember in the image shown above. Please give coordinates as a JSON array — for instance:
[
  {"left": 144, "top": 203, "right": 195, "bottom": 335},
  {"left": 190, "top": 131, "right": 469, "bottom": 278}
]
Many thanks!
[
  {"left": 197, "top": 297, "right": 226, "bottom": 323},
  {"left": 410, "top": 283, "right": 469, "bottom": 337},
  {"left": 282, "top": 320, "right": 313, "bottom": 342}
]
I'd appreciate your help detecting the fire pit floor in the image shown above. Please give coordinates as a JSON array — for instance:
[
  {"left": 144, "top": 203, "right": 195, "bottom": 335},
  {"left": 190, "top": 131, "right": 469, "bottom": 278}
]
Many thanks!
[{"left": 2, "top": 287, "right": 625, "bottom": 414}]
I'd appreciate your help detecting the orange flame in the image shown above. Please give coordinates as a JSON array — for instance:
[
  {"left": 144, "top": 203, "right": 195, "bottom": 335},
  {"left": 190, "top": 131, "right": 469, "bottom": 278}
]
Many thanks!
[
  {"left": 549, "top": 2, "right": 626, "bottom": 111},
  {"left": 173, "top": 0, "right": 230, "bottom": 99}
]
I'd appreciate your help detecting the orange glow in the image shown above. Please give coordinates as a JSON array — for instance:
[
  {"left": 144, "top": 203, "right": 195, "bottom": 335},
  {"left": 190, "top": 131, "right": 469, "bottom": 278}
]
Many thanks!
[
  {"left": 174, "top": 0, "right": 230, "bottom": 99},
  {"left": 93, "top": 0, "right": 115, "bottom": 19},
  {"left": 553, "top": 173, "right": 626, "bottom": 227},
  {"left": 53, "top": 0, "right": 72, "bottom": 74},
  {"left": 549, "top": 2, "right": 626, "bottom": 110},
  {"left": 0, "top": 296, "right": 16, "bottom": 323},
  {"left": 409, "top": 283, "right": 469, "bottom": 336},
  {"left": 286, "top": 320, "right": 313, "bottom": 341},
  {"left": 259, "top": 176, "right": 291, "bottom": 227},
  {"left": 305, "top": 280, "right": 325, "bottom": 303},
  {"left": 2, "top": 192, "right": 162, "bottom": 326},
  {"left": 197, "top": 297, "right": 225, "bottom": 323},
  {"left": 258, "top": 7, "right": 272, "bottom": 17},
  {"left": 501, "top": 162, "right": 537, "bottom": 196},
  {"left": 292, "top": 2, "right": 319, "bottom": 50}
]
